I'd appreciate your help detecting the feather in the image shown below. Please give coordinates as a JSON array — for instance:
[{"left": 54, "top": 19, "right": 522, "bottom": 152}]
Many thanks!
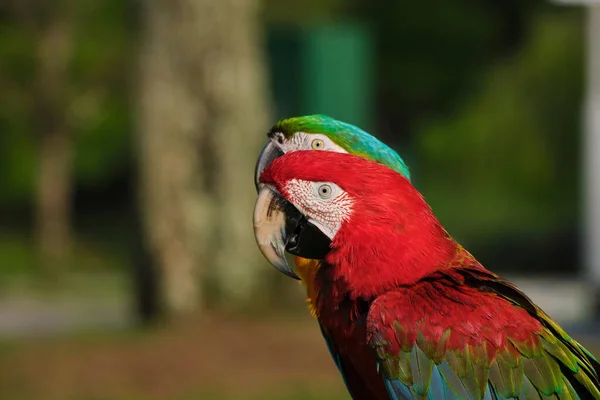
[
  {"left": 519, "top": 375, "right": 544, "bottom": 399},
  {"left": 437, "top": 359, "right": 474, "bottom": 399},
  {"left": 488, "top": 347, "right": 524, "bottom": 397},
  {"left": 384, "top": 379, "right": 415, "bottom": 400},
  {"left": 429, "top": 365, "right": 448, "bottom": 400},
  {"left": 410, "top": 344, "right": 435, "bottom": 395},
  {"left": 398, "top": 349, "right": 414, "bottom": 385}
]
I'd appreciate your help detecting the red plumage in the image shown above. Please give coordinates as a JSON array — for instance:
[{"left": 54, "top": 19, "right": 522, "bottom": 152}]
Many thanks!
[{"left": 260, "top": 151, "right": 600, "bottom": 399}]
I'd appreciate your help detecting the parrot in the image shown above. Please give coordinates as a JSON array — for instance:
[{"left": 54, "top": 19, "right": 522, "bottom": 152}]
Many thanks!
[
  {"left": 252, "top": 149, "right": 600, "bottom": 400},
  {"left": 255, "top": 114, "right": 411, "bottom": 315}
]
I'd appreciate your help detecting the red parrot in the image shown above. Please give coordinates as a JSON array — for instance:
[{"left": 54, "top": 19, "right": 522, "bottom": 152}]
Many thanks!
[{"left": 253, "top": 150, "right": 600, "bottom": 400}]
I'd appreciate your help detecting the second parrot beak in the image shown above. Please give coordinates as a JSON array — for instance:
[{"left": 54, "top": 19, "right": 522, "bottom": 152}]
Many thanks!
[{"left": 253, "top": 184, "right": 332, "bottom": 280}]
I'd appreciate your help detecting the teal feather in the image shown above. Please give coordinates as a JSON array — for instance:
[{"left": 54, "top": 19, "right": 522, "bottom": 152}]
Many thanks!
[
  {"left": 429, "top": 366, "right": 447, "bottom": 399},
  {"left": 271, "top": 114, "right": 411, "bottom": 179}
]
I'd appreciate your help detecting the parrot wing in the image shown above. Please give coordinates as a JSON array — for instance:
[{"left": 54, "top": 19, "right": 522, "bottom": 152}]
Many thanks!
[{"left": 366, "top": 266, "right": 600, "bottom": 400}]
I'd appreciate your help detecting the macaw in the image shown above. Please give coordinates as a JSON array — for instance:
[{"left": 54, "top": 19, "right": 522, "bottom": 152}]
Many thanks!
[
  {"left": 255, "top": 114, "right": 411, "bottom": 314},
  {"left": 253, "top": 150, "right": 600, "bottom": 400}
]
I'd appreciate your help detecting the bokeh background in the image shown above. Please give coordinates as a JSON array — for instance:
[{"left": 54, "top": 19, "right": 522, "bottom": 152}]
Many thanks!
[{"left": 1, "top": 1, "right": 599, "bottom": 399}]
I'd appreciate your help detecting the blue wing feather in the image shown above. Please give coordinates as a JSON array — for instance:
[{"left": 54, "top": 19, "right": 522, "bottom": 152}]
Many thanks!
[
  {"left": 384, "top": 378, "right": 413, "bottom": 400},
  {"left": 382, "top": 365, "right": 471, "bottom": 400},
  {"left": 429, "top": 365, "right": 448, "bottom": 399},
  {"left": 381, "top": 366, "right": 521, "bottom": 400}
]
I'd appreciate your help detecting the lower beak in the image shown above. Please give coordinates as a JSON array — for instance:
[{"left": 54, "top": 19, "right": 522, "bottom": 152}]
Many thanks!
[
  {"left": 253, "top": 184, "right": 301, "bottom": 279},
  {"left": 255, "top": 141, "right": 284, "bottom": 191}
]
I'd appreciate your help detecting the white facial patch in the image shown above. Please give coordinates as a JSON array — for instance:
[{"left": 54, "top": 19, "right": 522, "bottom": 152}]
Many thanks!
[
  {"left": 284, "top": 179, "right": 353, "bottom": 240},
  {"left": 279, "top": 132, "right": 349, "bottom": 154}
]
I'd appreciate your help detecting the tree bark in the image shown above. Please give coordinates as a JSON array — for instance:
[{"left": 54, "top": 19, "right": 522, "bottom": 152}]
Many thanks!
[
  {"left": 137, "top": 0, "right": 272, "bottom": 316},
  {"left": 33, "top": 1, "right": 74, "bottom": 275},
  {"left": 137, "top": 0, "right": 209, "bottom": 313},
  {"left": 205, "top": 0, "right": 273, "bottom": 305}
]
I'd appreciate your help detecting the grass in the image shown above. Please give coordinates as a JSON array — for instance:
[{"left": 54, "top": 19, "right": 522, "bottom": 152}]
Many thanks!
[{"left": 0, "top": 313, "right": 350, "bottom": 400}]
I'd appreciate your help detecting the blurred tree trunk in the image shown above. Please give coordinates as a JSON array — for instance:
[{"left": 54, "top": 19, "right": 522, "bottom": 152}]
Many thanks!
[
  {"left": 137, "top": 0, "right": 208, "bottom": 314},
  {"left": 204, "top": 1, "right": 272, "bottom": 306},
  {"left": 33, "top": 1, "right": 74, "bottom": 275},
  {"left": 137, "top": 0, "right": 271, "bottom": 316}
]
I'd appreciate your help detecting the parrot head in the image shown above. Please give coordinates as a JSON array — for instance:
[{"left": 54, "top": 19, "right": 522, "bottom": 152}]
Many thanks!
[
  {"left": 254, "top": 115, "right": 411, "bottom": 267},
  {"left": 253, "top": 150, "right": 452, "bottom": 292}
]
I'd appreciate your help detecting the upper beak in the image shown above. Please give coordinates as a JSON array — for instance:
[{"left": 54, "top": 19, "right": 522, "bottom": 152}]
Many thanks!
[
  {"left": 253, "top": 184, "right": 301, "bottom": 279},
  {"left": 255, "top": 141, "right": 284, "bottom": 192}
]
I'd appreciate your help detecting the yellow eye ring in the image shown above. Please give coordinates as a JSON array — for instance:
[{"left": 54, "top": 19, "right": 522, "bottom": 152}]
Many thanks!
[{"left": 311, "top": 139, "right": 325, "bottom": 150}]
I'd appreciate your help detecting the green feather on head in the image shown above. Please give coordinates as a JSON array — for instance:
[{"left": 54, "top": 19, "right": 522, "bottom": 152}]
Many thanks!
[{"left": 269, "top": 114, "right": 411, "bottom": 180}]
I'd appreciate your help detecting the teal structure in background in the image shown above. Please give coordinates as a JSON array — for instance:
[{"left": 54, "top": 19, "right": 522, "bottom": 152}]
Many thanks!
[{"left": 267, "top": 22, "right": 374, "bottom": 132}]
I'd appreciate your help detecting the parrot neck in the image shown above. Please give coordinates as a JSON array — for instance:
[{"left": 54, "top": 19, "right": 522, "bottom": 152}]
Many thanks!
[{"left": 320, "top": 188, "right": 458, "bottom": 303}]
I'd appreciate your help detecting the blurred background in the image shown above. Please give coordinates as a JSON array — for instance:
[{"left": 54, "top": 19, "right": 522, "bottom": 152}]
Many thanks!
[{"left": 0, "top": 0, "right": 599, "bottom": 399}]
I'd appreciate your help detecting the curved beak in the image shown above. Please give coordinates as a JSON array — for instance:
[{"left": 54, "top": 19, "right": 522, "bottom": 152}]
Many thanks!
[
  {"left": 253, "top": 184, "right": 301, "bottom": 279},
  {"left": 253, "top": 141, "right": 333, "bottom": 273},
  {"left": 255, "top": 141, "right": 284, "bottom": 191}
]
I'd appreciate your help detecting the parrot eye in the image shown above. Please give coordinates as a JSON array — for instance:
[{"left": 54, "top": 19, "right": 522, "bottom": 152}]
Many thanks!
[
  {"left": 317, "top": 184, "right": 332, "bottom": 199},
  {"left": 311, "top": 139, "right": 325, "bottom": 150}
]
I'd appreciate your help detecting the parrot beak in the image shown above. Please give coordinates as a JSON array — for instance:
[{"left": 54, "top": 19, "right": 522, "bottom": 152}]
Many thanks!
[
  {"left": 253, "top": 140, "right": 333, "bottom": 273},
  {"left": 255, "top": 141, "right": 284, "bottom": 191},
  {"left": 254, "top": 184, "right": 333, "bottom": 279},
  {"left": 253, "top": 184, "right": 301, "bottom": 279}
]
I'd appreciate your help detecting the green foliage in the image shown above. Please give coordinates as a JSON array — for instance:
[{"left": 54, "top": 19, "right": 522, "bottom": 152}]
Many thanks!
[
  {"left": 0, "top": 0, "right": 135, "bottom": 277},
  {"left": 263, "top": 0, "right": 348, "bottom": 24},
  {"left": 0, "top": 1, "right": 588, "bottom": 277},
  {"left": 0, "top": 0, "right": 135, "bottom": 205},
  {"left": 0, "top": 21, "right": 37, "bottom": 203},
  {"left": 366, "top": 0, "right": 495, "bottom": 102},
  {"left": 69, "top": 0, "right": 135, "bottom": 187},
  {"left": 0, "top": 229, "right": 128, "bottom": 276},
  {"left": 354, "top": 0, "right": 545, "bottom": 136},
  {"left": 0, "top": 231, "right": 35, "bottom": 274},
  {"left": 416, "top": 12, "right": 584, "bottom": 238}
]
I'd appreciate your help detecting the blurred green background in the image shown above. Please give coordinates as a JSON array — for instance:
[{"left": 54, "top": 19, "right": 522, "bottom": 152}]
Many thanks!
[{"left": 0, "top": 0, "right": 598, "bottom": 399}]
